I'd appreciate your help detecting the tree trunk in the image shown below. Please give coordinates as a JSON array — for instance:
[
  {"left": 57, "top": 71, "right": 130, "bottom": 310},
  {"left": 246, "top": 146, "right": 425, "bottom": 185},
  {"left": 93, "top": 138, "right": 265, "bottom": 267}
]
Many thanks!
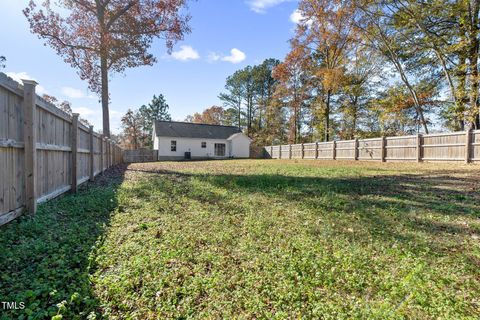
[
  {"left": 469, "top": 52, "right": 479, "bottom": 128},
  {"left": 325, "top": 90, "right": 331, "bottom": 142},
  {"left": 470, "top": 0, "right": 480, "bottom": 129},
  {"left": 248, "top": 96, "right": 252, "bottom": 136},
  {"left": 351, "top": 95, "right": 358, "bottom": 140},
  {"left": 391, "top": 58, "right": 429, "bottom": 133},
  {"left": 412, "top": 19, "right": 461, "bottom": 127},
  {"left": 407, "top": 85, "right": 429, "bottom": 134},
  {"left": 434, "top": 49, "right": 464, "bottom": 129},
  {"left": 293, "top": 103, "right": 298, "bottom": 144},
  {"left": 101, "top": 55, "right": 110, "bottom": 137},
  {"left": 237, "top": 100, "right": 241, "bottom": 131},
  {"left": 457, "top": 54, "right": 468, "bottom": 130},
  {"left": 469, "top": 28, "right": 479, "bottom": 129},
  {"left": 372, "top": 24, "right": 429, "bottom": 133}
]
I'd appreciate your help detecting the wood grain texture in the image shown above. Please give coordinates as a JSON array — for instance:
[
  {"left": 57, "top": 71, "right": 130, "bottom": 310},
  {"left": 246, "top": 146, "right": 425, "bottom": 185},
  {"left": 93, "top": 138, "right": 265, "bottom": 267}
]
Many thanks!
[
  {"left": 265, "top": 131, "right": 479, "bottom": 163},
  {"left": 0, "top": 73, "right": 122, "bottom": 226},
  {"left": 123, "top": 149, "right": 158, "bottom": 163}
]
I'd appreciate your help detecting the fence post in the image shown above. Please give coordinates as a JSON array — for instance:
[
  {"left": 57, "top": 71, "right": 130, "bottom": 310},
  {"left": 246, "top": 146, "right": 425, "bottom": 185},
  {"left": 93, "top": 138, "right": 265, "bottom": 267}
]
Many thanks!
[
  {"left": 105, "top": 138, "right": 110, "bottom": 168},
  {"left": 332, "top": 141, "right": 336, "bottom": 160},
  {"left": 99, "top": 135, "right": 104, "bottom": 173},
  {"left": 106, "top": 139, "right": 109, "bottom": 168},
  {"left": 279, "top": 145, "right": 282, "bottom": 159},
  {"left": 289, "top": 144, "right": 292, "bottom": 159},
  {"left": 301, "top": 143, "right": 304, "bottom": 159},
  {"left": 315, "top": 142, "right": 319, "bottom": 159},
  {"left": 71, "top": 113, "right": 79, "bottom": 193},
  {"left": 354, "top": 138, "right": 359, "bottom": 160},
  {"left": 105, "top": 138, "right": 109, "bottom": 169},
  {"left": 270, "top": 145, "right": 273, "bottom": 159},
  {"left": 110, "top": 140, "right": 113, "bottom": 167},
  {"left": 89, "top": 126, "right": 95, "bottom": 181},
  {"left": 22, "top": 80, "right": 38, "bottom": 214},
  {"left": 416, "top": 133, "right": 422, "bottom": 162},
  {"left": 381, "top": 136, "right": 386, "bottom": 162},
  {"left": 465, "top": 128, "right": 472, "bottom": 163}
]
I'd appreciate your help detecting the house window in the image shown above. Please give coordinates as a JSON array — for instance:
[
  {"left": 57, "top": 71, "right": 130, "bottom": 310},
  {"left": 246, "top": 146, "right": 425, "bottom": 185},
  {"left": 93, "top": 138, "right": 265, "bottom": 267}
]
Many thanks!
[
  {"left": 214, "top": 143, "right": 226, "bottom": 157},
  {"left": 201, "top": 141, "right": 206, "bottom": 148},
  {"left": 171, "top": 140, "right": 177, "bottom": 152}
]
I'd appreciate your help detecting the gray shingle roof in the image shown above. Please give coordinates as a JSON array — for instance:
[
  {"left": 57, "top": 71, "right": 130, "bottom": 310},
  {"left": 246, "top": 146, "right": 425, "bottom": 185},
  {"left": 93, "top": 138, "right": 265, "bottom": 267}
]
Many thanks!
[{"left": 154, "top": 121, "right": 241, "bottom": 139}]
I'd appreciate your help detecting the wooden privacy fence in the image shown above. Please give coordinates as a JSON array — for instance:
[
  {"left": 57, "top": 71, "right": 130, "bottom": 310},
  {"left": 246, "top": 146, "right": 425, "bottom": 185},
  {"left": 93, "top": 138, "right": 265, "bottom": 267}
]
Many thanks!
[
  {"left": 264, "top": 130, "right": 480, "bottom": 163},
  {"left": 0, "top": 72, "right": 123, "bottom": 226},
  {"left": 123, "top": 149, "right": 158, "bottom": 163}
]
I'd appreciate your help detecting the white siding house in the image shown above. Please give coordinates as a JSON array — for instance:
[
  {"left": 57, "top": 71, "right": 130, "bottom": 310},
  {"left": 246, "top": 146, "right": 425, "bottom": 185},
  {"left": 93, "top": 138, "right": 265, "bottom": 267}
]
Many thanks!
[{"left": 153, "top": 121, "right": 251, "bottom": 160}]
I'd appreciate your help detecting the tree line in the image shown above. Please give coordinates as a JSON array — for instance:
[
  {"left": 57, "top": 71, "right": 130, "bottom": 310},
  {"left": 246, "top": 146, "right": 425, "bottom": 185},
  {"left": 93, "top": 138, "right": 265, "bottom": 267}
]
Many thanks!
[
  {"left": 20, "top": 0, "right": 480, "bottom": 146},
  {"left": 187, "top": 0, "right": 480, "bottom": 145},
  {"left": 119, "top": 94, "right": 171, "bottom": 149}
]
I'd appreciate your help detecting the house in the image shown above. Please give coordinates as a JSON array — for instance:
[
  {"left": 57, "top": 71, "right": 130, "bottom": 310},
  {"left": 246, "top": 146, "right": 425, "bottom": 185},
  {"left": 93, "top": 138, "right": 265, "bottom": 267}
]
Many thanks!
[{"left": 153, "top": 121, "right": 251, "bottom": 160}]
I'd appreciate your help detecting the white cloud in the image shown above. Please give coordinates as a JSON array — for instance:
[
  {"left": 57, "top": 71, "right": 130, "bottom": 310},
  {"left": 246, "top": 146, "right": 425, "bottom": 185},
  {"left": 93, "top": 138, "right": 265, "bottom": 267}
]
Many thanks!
[
  {"left": 71, "top": 106, "right": 103, "bottom": 130},
  {"left": 110, "top": 110, "right": 124, "bottom": 134},
  {"left": 222, "top": 48, "right": 247, "bottom": 64},
  {"left": 110, "top": 110, "right": 123, "bottom": 117},
  {"left": 171, "top": 45, "right": 200, "bottom": 61},
  {"left": 207, "top": 52, "right": 221, "bottom": 62},
  {"left": 5, "top": 71, "right": 47, "bottom": 95},
  {"left": 72, "top": 106, "right": 98, "bottom": 117},
  {"left": 290, "top": 9, "right": 303, "bottom": 24},
  {"left": 248, "top": 0, "right": 291, "bottom": 13},
  {"left": 61, "top": 86, "right": 85, "bottom": 99},
  {"left": 289, "top": 9, "right": 312, "bottom": 26}
]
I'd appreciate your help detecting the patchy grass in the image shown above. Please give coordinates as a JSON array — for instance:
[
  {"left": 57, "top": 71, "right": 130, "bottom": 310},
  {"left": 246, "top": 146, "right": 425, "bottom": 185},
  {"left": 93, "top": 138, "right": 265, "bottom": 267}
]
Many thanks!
[
  {"left": 95, "top": 160, "right": 480, "bottom": 319},
  {"left": 0, "top": 167, "right": 124, "bottom": 320},
  {"left": 2, "top": 160, "right": 480, "bottom": 319}
]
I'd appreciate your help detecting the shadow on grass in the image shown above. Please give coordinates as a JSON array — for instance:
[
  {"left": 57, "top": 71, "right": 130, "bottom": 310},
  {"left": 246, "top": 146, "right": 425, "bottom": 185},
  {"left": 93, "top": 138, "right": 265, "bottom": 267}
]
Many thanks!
[
  {"left": 127, "top": 166, "right": 480, "bottom": 254},
  {"left": 0, "top": 165, "right": 126, "bottom": 320}
]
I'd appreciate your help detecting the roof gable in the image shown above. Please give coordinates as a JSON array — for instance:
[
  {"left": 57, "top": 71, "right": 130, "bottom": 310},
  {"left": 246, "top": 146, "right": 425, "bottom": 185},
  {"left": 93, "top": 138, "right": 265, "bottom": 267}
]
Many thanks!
[{"left": 154, "top": 121, "right": 242, "bottom": 139}]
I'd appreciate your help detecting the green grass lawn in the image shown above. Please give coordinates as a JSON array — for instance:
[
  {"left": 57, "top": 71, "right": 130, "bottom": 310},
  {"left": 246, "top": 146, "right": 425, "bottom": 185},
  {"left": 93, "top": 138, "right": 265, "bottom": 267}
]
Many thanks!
[{"left": 1, "top": 160, "right": 480, "bottom": 319}]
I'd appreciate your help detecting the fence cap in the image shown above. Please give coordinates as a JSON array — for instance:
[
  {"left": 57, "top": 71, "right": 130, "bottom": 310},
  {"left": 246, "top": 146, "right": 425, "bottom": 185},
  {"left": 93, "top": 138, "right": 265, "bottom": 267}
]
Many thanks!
[{"left": 21, "top": 79, "right": 38, "bottom": 86}]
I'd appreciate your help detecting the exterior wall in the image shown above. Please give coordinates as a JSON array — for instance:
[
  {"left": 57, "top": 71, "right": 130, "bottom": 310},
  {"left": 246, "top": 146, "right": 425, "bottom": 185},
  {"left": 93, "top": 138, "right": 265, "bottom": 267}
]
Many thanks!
[
  {"left": 153, "top": 134, "right": 159, "bottom": 154},
  {"left": 156, "top": 136, "right": 232, "bottom": 159},
  {"left": 229, "top": 134, "right": 251, "bottom": 158}
]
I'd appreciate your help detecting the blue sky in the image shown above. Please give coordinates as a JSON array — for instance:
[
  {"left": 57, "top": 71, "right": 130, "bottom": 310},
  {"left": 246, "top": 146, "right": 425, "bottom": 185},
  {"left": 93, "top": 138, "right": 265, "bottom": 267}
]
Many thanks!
[{"left": 1, "top": 0, "right": 300, "bottom": 133}]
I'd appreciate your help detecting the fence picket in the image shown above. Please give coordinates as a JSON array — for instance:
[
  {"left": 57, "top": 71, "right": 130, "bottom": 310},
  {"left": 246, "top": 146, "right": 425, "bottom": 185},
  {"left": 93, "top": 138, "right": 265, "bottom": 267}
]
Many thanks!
[
  {"left": 0, "top": 72, "right": 123, "bottom": 226},
  {"left": 263, "top": 131, "right": 478, "bottom": 163}
]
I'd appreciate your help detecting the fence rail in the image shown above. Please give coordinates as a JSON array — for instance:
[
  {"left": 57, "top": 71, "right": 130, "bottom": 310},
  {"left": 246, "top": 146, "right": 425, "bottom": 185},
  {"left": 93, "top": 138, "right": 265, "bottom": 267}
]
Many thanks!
[
  {"left": 264, "top": 130, "right": 480, "bottom": 163},
  {"left": 0, "top": 72, "right": 123, "bottom": 226},
  {"left": 123, "top": 149, "right": 158, "bottom": 163}
]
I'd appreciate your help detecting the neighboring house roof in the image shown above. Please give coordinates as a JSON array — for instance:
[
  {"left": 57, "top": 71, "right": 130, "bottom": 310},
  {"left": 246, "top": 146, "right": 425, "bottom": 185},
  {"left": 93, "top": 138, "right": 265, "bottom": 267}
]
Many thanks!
[
  {"left": 154, "top": 121, "right": 242, "bottom": 139},
  {"left": 227, "top": 132, "right": 251, "bottom": 141}
]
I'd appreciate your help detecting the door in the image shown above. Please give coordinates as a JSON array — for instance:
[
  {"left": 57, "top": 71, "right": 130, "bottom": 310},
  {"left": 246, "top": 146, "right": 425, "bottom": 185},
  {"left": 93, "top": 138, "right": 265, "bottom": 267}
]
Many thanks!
[{"left": 214, "top": 143, "right": 226, "bottom": 157}]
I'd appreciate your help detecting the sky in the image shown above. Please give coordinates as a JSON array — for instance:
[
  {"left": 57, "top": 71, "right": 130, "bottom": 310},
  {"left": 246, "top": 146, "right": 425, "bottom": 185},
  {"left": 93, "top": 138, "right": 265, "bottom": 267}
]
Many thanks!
[{"left": 1, "top": 0, "right": 301, "bottom": 134}]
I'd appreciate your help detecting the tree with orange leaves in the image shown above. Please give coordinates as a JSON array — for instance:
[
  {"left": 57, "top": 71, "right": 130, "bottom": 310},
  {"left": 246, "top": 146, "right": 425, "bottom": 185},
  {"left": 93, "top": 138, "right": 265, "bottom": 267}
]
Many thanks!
[
  {"left": 186, "top": 106, "right": 227, "bottom": 125},
  {"left": 292, "top": 0, "right": 356, "bottom": 141},
  {"left": 272, "top": 43, "right": 312, "bottom": 144},
  {"left": 24, "top": 0, "right": 192, "bottom": 137}
]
